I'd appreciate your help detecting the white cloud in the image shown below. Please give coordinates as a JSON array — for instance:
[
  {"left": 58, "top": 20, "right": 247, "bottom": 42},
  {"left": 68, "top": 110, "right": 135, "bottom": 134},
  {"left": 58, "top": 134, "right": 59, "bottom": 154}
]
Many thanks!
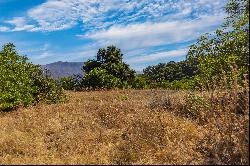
[
  {"left": 126, "top": 48, "right": 188, "bottom": 63},
  {"left": 83, "top": 14, "right": 225, "bottom": 50},
  {"left": 1, "top": 0, "right": 228, "bottom": 32},
  {"left": 30, "top": 43, "right": 51, "bottom": 60},
  {"left": 30, "top": 43, "right": 98, "bottom": 64},
  {"left": 35, "top": 51, "right": 51, "bottom": 60},
  {"left": 0, "top": 0, "right": 229, "bottom": 70},
  {"left": 27, "top": 0, "right": 78, "bottom": 31},
  {"left": 0, "top": 26, "right": 9, "bottom": 32},
  {"left": 4, "top": 17, "right": 35, "bottom": 31}
]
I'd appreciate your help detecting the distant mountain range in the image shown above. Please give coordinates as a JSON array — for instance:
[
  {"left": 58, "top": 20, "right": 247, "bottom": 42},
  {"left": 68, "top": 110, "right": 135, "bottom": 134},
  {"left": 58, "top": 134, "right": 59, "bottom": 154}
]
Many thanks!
[
  {"left": 42, "top": 61, "right": 143, "bottom": 79},
  {"left": 42, "top": 61, "right": 83, "bottom": 79}
]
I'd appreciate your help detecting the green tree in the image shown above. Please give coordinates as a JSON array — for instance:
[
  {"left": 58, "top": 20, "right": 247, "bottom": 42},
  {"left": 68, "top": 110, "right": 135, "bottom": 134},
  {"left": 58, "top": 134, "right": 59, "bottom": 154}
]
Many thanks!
[
  {"left": 0, "top": 43, "right": 34, "bottom": 110},
  {"left": 143, "top": 60, "right": 198, "bottom": 83},
  {"left": 60, "top": 74, "right": 82, "bottom": 91},
  {"left": 187, "top": 0, "right": 249, "bottom": 89},
  {"left": 82, "top": 60, "right": 101, "bottom": 73},
  {"left": 132, "top": 75, "right": 149, "bottom": 89},
  {"left": 83, "top": 68, "right": 123, "bottom": 89},
  {"left": 82, "top": 45, "right": 135, "bottom": 89},
  {"left": 0, "top": 43, "right": 65, "bottom": 111}
]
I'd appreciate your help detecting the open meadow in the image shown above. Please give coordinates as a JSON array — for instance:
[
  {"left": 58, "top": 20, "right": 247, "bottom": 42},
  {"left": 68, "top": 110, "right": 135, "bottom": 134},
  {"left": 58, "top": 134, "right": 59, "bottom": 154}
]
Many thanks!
[
  {"left": 0, "top": 1, "right": 249, "bottom": 164},
  {"left": 0, "top": 89, "right": 248, "bottom": 165}
]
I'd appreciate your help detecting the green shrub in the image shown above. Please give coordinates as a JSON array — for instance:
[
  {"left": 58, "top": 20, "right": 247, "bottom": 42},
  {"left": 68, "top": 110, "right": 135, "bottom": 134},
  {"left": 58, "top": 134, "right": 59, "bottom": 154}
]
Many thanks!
[
  {"left": 60, "top": 75, "right": 82, "bottom": 91},
  {"left": 82, "top": 68, "right": 124, "bottom": 89},
  {"left": 187, "top": 0, "right": 249, "bottom": 90},
  {"left": 182, "top": 93, "right": 211, "bottom": 124},
  {"left": 131, "top": 75, "right": 149, "bottom": 89},
  {"left": 145, "top": 79, "right": 196, "bottom": 90},
  {"left": 169, "top": 79, "right": 196, "bottom": 90},
  {"left": 32, "top": 71, "right": 66, "bottom": 104},
  {"left": 81, "top": 46, "right": 135, "bottom": 89},
  {"left": 0, "top": 43, "right": 65, "bottom": 111}
]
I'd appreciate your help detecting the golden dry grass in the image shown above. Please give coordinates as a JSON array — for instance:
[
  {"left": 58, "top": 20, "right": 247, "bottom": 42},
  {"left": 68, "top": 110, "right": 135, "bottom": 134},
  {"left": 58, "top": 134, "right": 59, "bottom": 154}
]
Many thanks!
[{"left": 0, "top": 89, "right": 248, "bottom": 165}]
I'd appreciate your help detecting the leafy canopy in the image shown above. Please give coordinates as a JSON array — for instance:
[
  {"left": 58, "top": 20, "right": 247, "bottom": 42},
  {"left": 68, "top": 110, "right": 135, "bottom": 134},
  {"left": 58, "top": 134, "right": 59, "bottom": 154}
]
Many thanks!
[
  {"left": 0, "top": 43, "right": 65, "bottom": 111},
  {"left": 82, "top": 45, "right": 135, "bottom": 89},
  {"left": 187, "top": 0, "right": 249, "bottom": 89},
  {"left": 143, "top": 60, "right": 198, "bottom": 83}
]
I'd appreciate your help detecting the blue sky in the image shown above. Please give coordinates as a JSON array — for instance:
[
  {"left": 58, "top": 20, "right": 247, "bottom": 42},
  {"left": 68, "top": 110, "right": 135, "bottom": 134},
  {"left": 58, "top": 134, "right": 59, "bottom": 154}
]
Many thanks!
[{"left": 0, "top": 0, "right": 228, "bottom": 71}]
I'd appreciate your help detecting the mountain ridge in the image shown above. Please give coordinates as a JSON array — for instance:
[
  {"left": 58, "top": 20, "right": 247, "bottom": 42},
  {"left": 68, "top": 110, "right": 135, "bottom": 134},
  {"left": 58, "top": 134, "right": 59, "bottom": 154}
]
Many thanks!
[
  {"left": 42, "top": 61, "right": 83, "bottom": 79},
  {"left": 42, "top": 61, "right": 143, "bottom": 79}
]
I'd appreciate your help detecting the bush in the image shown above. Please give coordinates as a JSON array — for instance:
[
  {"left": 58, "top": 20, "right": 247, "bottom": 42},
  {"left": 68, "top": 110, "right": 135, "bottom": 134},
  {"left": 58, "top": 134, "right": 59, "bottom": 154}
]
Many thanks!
[
  {"left": 169, "top": 79, "right": 196, "bottom": 90},
  {"left": 146, "top": 79, "right": 196, "bottom": 90},
  {"left": 131, "top": 75, "right": 149, "bottom": 89},
  {"left": 81, "top": 46, "right": 135, "bottom": 89},
  {"left": 82, "top": 68, "right": 124, "bottom": 89},
  {"left": 182, "top": 93, "right": 211, "bottom": 124},
  {"left": 60, "top": 75, "right": 82, "bottom": 91},
  {"left": 0, "top": 43, "right": 65, "bottom": 111},
  {"left": 32, "top": 70, "right": 66, "bottom": 104},
  {"left": 187, "top": 0, "right": 249, "bottom": 89}
]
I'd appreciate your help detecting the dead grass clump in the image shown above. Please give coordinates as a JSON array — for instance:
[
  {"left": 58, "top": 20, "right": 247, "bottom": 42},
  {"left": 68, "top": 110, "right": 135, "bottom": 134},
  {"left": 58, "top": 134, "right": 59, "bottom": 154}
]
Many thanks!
[
  {"left": 108, "top": 109, "right": 204, "bottom": 165},
  {"left": 0, "top": 83, "right": 248, "bottom": 165},
  {"left": 149, "top": 73, "right": 249, "bottom": 165}
]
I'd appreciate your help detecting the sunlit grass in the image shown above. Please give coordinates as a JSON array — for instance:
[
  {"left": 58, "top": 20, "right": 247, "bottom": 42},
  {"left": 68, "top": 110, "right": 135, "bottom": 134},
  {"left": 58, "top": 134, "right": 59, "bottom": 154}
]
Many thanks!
[{"left": 0, "top": 88, "right": 248, "bottom": 165}]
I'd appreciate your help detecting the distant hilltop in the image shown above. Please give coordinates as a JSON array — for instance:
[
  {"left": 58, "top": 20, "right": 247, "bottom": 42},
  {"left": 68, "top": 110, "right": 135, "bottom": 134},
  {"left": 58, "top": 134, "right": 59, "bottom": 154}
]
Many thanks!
[
  {"left": 42, "top": 61, "right": 143, "bottom": 79},
  {"left": 42, "top": 61, "right": 83, "bottom": 79}
]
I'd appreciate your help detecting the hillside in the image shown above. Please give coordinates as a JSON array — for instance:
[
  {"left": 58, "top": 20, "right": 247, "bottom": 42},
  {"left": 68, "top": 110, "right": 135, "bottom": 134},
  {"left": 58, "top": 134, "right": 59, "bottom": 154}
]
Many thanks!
[
  {"left": 42, "top": 61, "right": 83, "bottom": 79},
  {"left": 0, "top": 90, "right": 248, "bottom": 165},
  {"left": 42, "top": 61, "right": 143, "bottom": 79}
]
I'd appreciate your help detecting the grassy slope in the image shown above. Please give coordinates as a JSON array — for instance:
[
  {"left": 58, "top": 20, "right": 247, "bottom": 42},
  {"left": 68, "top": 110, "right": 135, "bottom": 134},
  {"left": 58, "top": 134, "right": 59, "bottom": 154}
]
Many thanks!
[{"left": 0, "top": 90, "right": 248, "bottom": 164}]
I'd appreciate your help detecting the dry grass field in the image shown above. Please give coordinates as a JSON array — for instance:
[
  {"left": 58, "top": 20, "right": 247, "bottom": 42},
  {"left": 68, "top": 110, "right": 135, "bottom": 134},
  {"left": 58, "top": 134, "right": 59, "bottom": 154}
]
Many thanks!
[{"left": 0, "top": 89, "right": 249, "bottom": 165}]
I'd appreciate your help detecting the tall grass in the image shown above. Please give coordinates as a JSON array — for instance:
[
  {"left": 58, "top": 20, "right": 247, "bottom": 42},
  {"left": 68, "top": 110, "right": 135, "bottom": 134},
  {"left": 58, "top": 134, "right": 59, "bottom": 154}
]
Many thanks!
[
  {"left": 149, "top": 66, "right": 249, "bottom": 165},
  {"left": 0, "top": 67, "right": 248, "bottom": 164}
]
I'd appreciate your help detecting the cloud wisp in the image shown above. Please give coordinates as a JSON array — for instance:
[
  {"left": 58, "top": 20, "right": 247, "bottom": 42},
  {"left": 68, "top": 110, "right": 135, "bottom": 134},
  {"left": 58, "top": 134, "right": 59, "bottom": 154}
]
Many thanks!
[
  {"left": 0, "top": 0, "right": 227, "bottom": 33},
  {"left": 126, "top": 48, "right": 188, "bottom": 64},
  {"left": 82, "top": 14, "right": 225, "bottom": 51},
  {"left": 0, "top": 0, "right": 228, "bottom": 70}
]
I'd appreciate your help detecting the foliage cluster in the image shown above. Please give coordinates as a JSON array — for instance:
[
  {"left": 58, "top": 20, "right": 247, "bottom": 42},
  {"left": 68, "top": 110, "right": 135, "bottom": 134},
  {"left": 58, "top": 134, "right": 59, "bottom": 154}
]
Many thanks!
[
  {"left": 143, "top": 60, "right": 198, "bottom": 83},
  {"left": 0, "top": 43, "right": 65, "bottom": 111},
  {"left": 187, "top": 0, "right": 249, "bottom": 89},
  {"left": 81, "top": 46, "right": 136, "bottom": 89},
  {"left": 142, "top": 60, "right": 198, "bottom": 90},
  {"left": 60, "top": 74, "right": 82, "bottom": 91}
]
